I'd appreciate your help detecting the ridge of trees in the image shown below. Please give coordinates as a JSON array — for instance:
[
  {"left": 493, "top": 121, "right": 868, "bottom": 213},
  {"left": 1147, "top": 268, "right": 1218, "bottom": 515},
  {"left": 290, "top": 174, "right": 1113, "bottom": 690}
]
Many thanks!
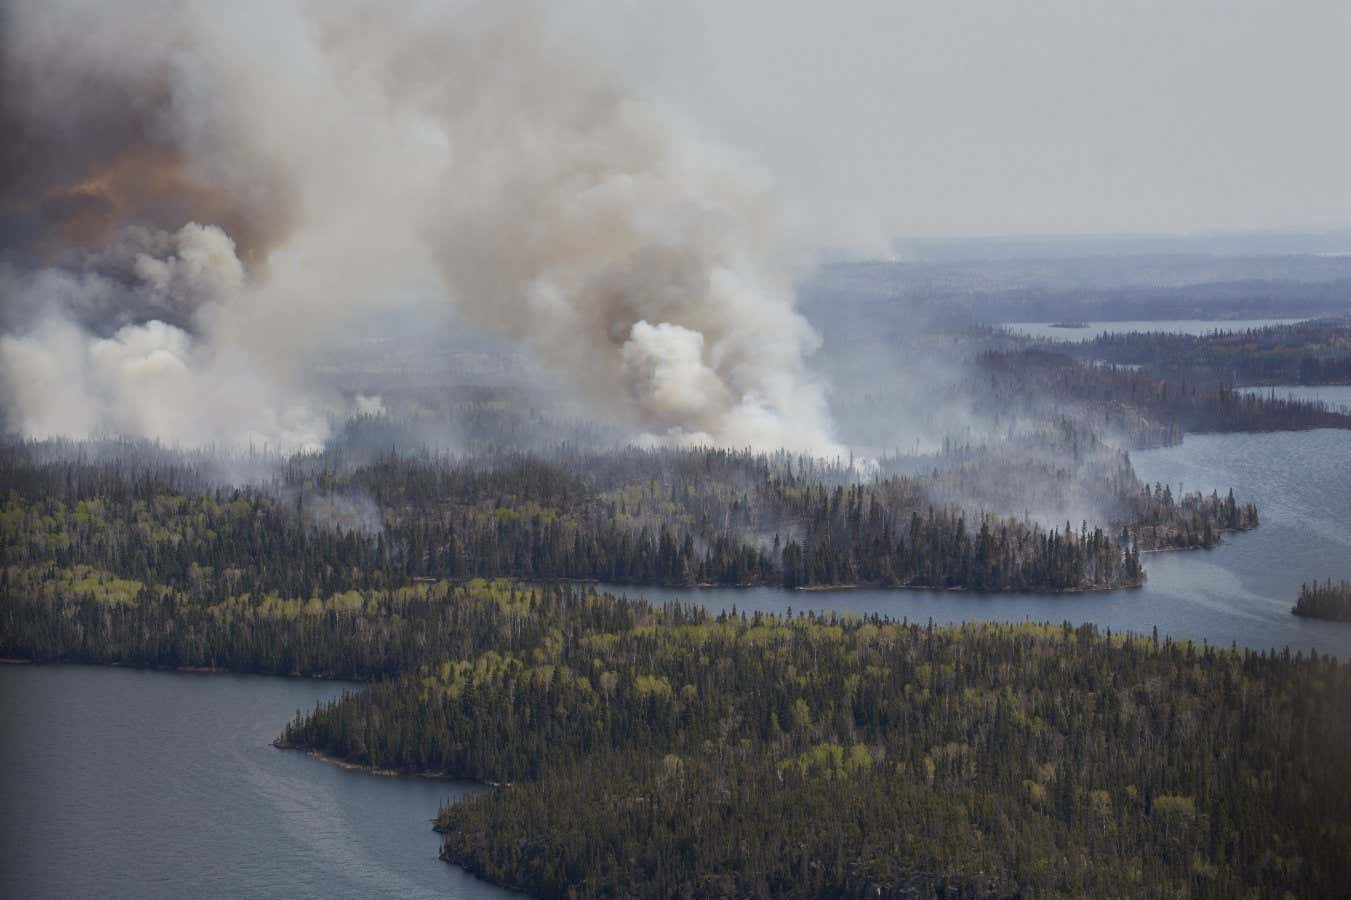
[
  {"left": 976, "top": 349, "right": 1351, "bottom": 448},
  {"left": 1064, "top": 319, "right": 1351, "bottom": 387},
  {"left": 1, "top": 435, "right": 1262, "bottom": 596},
  {"left": 268, "top": 583, "right": 1349, "bottom": 899}
]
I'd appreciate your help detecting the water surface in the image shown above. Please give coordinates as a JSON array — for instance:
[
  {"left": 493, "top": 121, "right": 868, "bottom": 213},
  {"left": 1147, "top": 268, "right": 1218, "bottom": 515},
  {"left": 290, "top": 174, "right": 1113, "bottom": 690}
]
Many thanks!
[{"left": 0, "top": 665, "right": 506, "bottom": 900}]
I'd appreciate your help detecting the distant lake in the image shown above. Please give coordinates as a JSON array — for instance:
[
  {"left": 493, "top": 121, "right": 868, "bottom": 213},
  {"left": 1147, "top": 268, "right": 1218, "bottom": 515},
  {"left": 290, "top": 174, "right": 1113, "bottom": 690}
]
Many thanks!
[
  {"left": 1237, "top": 384, "right": 1351, "bottom": 412},
  {"left": 0, "top": 666, "right": 507, "bottom": 900},
  {"left": 603, "top": 430, "right": 1351, "bottom": 660},
  {"left": 1004, "top": 319, "right": 1307, "bottom": 342}
]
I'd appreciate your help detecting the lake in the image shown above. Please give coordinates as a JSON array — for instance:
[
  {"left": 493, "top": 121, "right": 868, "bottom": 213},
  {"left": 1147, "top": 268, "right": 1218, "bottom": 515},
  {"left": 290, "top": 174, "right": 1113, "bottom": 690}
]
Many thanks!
[
  {"left": 1004, "top": 318, "right": 1307, "bottom": 342},
  {"left": 602, "top": 430, "right": 1351, "bottom": 660},
  {"left": 0, "top": 665, "right": 509, "bottom": 900}
]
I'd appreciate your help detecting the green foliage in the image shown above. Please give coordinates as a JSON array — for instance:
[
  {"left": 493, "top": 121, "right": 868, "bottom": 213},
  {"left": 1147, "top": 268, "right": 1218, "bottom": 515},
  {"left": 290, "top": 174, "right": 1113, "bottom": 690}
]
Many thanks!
[
  {"left": 263, "top": 592, "right": 1350, "bottom": 898},
  {"left": 2, "top": 441, "right": 1335, "bottom": 898},
  {"left": 0, "top": 440, "right": 1183, "bottom": 593}
]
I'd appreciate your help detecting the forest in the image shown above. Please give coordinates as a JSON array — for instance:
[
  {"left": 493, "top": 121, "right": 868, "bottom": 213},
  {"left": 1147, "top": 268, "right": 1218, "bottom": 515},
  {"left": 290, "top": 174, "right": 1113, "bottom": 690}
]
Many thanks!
[
  {"left": 8, "top": 568, "right": 1346, "bottom": 895},
  {"left": 1060, "top": 319, "right": 1351, "bottom": 387},
  {"left": 1293, "top": 579, "right": 1351, "bottom": 622},
  {"left": 973, "top": 349, "right": 1351, "bottom": 448},
  {"left": 0, "top": 427, "right": 1266, "bottom": 600},
  {"left": 6, "top": 503, "right": 1347, "bottom": 900},
  {"left": 272, "top": 583, "right": 1349, "bottom": 899}
]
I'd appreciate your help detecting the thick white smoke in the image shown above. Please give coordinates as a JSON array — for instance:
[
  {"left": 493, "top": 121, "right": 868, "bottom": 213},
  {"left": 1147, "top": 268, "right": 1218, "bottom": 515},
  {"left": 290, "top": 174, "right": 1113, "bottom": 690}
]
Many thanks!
[
  {"left": 0, "top": 223, "right": 335, "bottom": 449},
  {"left": 0, "top": 0, "right": 840, "bottom": 456}
]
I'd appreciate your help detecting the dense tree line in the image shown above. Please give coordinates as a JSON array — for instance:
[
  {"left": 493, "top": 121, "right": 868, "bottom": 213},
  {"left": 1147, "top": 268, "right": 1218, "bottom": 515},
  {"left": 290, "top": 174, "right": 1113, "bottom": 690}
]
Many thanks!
[
  {"left": 2, "top": 433, "right": 1265, "bottom": 598},
  {"left": 267, "top": 584, "right": 1350, "bottom": 898},
  {"left": 0, "top": 571, "right": 582, "bottom": 679},
  {"left": 0, "top": 440, "right": 1164, "bottom": 592},
  {"left": 1066, "top": 319, "right": 1351, "bottom": 387},
  {"left": 876, "top": 421, "right": 1257, "bottom": 552},
  {"left": 771, "top": 489, "right": 1140, "bottom": 590},
  {"left": 975, "top": 349, "right": 1351, "bottom": 447},
  {"left": 1122, "top": 483, "right": 1257, "bottom": 551},
  {"left": 1293, "top": 579, "right": 1351, "bottom": 622}
]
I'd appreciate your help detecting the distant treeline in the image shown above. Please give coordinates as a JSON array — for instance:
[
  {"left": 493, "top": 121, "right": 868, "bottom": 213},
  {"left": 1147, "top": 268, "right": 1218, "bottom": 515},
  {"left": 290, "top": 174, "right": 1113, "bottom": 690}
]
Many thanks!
[
  {"left": 977, "top": 349, "right": 1351, "bottom": 447},
  {"left": 1067, "top": 319, "right": 1351, "bottom": 387},
  {"left": 1293, "top": 580, "right": 1351, "bottom": 623},
  {"left": 805, "top": 261, "right": 1351, "bottom": 332},
  {"left": 0, "top": 433, "right": 1267, "bottom": 674}
]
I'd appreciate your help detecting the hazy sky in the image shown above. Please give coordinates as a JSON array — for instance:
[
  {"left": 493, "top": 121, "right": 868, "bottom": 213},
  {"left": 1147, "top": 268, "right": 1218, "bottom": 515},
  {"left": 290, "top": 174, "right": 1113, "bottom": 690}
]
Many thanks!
[{"left": 615, "top": 1, "right": 1351, "bottom": 249}]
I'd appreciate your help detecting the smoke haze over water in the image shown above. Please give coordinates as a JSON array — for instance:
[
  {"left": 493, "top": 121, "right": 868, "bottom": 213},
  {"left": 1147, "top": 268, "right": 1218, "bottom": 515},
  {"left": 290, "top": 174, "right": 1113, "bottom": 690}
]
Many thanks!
[{"left": 0, "top": 0, "right": 840, "bottom": 456}]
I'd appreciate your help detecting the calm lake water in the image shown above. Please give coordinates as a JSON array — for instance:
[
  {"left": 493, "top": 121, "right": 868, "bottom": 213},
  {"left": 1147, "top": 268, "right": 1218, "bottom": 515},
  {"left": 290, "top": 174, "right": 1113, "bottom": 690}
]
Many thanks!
[
  {"left": 0, "top": 665, "right": 508, "bottom": 900},
  {"left": 604, "top": 430, "right": 1351, "bottom": 660},
  {"left": 1004, "top": 318, "right": 1306, "bottom": 342}
]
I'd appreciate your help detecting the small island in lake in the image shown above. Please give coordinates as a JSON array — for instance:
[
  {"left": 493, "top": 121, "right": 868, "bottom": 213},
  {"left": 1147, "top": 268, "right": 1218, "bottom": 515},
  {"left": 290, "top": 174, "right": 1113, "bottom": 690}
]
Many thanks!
[{"left": 1293, "top": 579, "right": 1351, "bottom": 622}]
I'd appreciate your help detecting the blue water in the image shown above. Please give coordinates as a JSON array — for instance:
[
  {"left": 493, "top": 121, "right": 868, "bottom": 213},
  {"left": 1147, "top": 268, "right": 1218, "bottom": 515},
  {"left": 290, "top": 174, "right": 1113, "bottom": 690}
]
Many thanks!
[
  {"left": 0, "top": 666, "right": 508, "bottom": 900},
  {"left": 603, "top": 431, "right": 1351, "bottom": 659}
]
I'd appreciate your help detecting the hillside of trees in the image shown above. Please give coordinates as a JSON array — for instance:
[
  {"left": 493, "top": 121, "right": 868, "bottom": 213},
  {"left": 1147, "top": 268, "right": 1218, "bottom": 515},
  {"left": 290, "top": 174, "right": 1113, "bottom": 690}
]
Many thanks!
[
  {"left": 262, "top": 582, "right": 1351, "bottom": 899},
  {"left": 0, "top": 440, "right": 1149, "bottom": 595},
  {"left": 1064, "top": 319, "right": 1351, "bottom": 387},
  {"left": 974, "top": 349, "right": 1351, "bottom": 447},
  {"left": 0, "top": 429, "right": 1267, "bottom": 602},
  {"left": 1293, "top": 580, "right": 1351, "bottom": 623},
  {"left": 8, "top": 570, "right": 1346, "bottom": 895},
  {"left": 876, "top": 421, "right": 1257, "bottom": 551}
]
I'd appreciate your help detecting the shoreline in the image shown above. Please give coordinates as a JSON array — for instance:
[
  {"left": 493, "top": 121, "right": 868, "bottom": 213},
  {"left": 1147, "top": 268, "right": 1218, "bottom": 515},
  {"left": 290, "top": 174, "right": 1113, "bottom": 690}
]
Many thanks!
[
  {"left": 793, "top": 580, "right": 1144, "bottom": 594},
  {"left": 597, "top": 577, "right": 1147, "bottom": 594},
  {"left": 1137, "top": 520, "right": 1258, "bottom": 554},
  {"left": 271, "top": 741, "right": 488, "bottom": 784}
]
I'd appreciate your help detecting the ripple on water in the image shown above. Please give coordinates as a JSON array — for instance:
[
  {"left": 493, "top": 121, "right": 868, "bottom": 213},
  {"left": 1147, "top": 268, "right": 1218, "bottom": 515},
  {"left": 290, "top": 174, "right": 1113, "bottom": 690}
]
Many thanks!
[{"left": 0, "top": 666, "right": 508, "bottom": 900}]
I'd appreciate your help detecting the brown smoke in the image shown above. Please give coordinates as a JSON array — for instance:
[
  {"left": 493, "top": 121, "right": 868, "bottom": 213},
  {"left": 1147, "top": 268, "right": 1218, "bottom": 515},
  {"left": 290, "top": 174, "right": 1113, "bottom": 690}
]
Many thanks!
[
  {"left": 35, "top": 146, "right": 281, "bottom": 264},
  {"left": 0, "top": 0, "right": 841, "bottom": 456},
  {"left": 0, "top": 8, "right": 290, "bottom": 270}
]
